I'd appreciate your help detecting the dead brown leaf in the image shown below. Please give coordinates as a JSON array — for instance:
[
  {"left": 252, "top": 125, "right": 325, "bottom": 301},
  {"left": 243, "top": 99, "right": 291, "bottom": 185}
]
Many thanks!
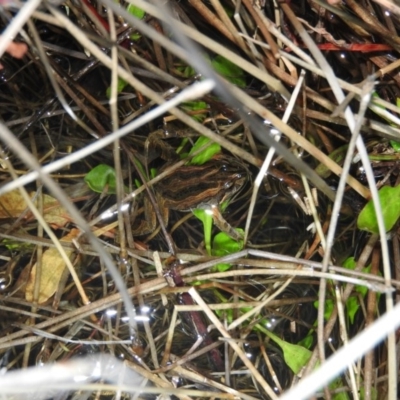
[
  {"left": 0, "top": 189, "right": 70, "bottom": 228},
  {"left": 25, "top": 228, "right": 79, "bottom": 304}
]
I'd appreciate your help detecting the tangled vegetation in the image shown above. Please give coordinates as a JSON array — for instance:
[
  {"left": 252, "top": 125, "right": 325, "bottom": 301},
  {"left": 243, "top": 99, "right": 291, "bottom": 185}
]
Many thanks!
[{"left": 0, "top": 0, "right": 400, "bottom": 399}]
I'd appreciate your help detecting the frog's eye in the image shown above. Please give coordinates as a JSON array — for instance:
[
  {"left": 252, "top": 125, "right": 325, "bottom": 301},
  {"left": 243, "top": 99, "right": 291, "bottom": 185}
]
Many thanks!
[
  {"left": 224, "top": 181, "right": 233, "bottom": 189},
  {"left": 221, "top": 164, "right": 229, "bottom": 172},
  {"left": 230, "top": 173, "right": 243, "bottom": 181}
]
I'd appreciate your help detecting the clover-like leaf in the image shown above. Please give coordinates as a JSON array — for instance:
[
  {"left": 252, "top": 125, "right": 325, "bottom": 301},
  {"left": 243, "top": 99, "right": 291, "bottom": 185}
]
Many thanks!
[{"left": 212, "top": 231, "right": 244, "bottom": 272}]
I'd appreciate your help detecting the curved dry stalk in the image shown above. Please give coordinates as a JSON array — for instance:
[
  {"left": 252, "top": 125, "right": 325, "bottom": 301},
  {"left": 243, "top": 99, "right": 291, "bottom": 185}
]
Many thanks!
[
  {"left": 244, "top": 69, "right": 306, "bottom": 244},
  {"left": 0, "top": 0, "right": 399, "bottom": 398}
]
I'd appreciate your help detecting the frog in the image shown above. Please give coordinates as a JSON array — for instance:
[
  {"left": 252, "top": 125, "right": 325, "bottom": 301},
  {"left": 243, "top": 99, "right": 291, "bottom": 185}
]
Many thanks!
[{"left": 132, "top": 154, "right": 248, "bottom": 241}]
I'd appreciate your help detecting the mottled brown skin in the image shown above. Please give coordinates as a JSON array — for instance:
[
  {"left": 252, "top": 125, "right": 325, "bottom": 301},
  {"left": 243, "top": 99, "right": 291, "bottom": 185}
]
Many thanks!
[{"left": 132, "top": 155, "right": 247, "bottom": 236}]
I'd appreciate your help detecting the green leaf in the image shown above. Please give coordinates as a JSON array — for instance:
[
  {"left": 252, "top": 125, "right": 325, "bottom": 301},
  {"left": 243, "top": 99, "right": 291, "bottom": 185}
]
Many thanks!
[
  {"left": 215, "top": 306, "right": 234, "bottom": 322},
  {"left": 260, "top": 325, "right": 352, "bottom": 397},
  {"left": 132, "top": 157, "right": 147, "bottom": 181},
  {"left": 127, "top": 4, "right": 145, "bottom": 19},
  {"left": 212, "top": 262, "right": 232, "bottom": 273},
  {"left": 189, "top": 137, "right": 227, "bottom": 254},
  {"left": 390, "top": 140, "right": 400, "bottom": 152},
  {"left": 150, "top": 168, "right": 158, "bottom": 179},
  {"left": 214, "top": 291, "right": 234, "bottom": 322},
  {"left": 192, "top": 208, "right": 213, "bottom": 255},
  {"left": 357, "top": 185, "right": 400, "bottom": 233},
  {"left": 85, "top": 164, "right": 117, "bottom": 194},
  {"left": 181, "top": 101, "right": 208, "bottom": 111},
  {"left": 298, "top": 332, "right": 314, "bottom": 349},
  {"left": 106, "top": 77, "right": 128, "bottom": 98},
  {"left": 219, "top": 200, "right": 230, "bottom": 212},
  {"left": 213, "top": 231, "right": 244, "bottom": 255},
  {"left": 342, "top": 256, "right": 357, "bottom": 269},
  {"left": 176, "top": 64, "right": 197, "bottom": 78},
  {"left": 346, "top": 296, "right": 359, "bottom": 324},
  {"left": 2, "top": 239, "right": 35, "bottom": 251},
  {"left": 315, "top": 145, "right": 349, "bottom": 178},
  {"left": 211, "top": 55, "right": 246, "bottom": 87},
  {"left": 176, "top": 54, "right": 246, "bottom": 86},
  {"left": 130, "top": 33, "right": 141, "bottom": 41},
  {"left": 212, "top": 231, "right": 244, "bottom": 272},
  {"left": 188, "top": 136, "right": 221, "bottom": 165},
  {"left": 330, "top": 378, "right": 351, "bottom": 400},
  {"left": 258, "top": 325, "right": 312, "bottom": 374},
  {"left": 342, "top": 257, "right": 378, "bottom": 324},
  {"left": 313, "top": 257, "right": 375, "bottom": 325},
  {"left": 343, "top": 257, "right": 371, "bottom": 297},
  {"left": 370, "top": 92, "right": 400, "bottom": 128},
  {"left": 181, "top": 101, "right": 209, "bottom": 122},
  {"left": 314, "top": 298, "right": 334, "bottom": 321}
]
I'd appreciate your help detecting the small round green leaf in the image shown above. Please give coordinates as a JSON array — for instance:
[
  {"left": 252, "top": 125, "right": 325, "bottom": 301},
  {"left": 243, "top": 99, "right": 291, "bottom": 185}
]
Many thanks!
[
  {"left": 213, "top": 231, "right": 243, "bottom": 255},
  {"left": 357, "top": 185, "right": 400, "bottom": 233},
  {"left": 212, "top": 231, "right": 244, "bottom": 272},
  {"left": 85, "top": 164, "right": 117, "bottom": 194}
]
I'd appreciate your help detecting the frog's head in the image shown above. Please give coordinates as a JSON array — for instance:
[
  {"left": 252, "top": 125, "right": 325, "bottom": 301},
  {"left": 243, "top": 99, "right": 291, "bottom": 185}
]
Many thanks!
[{"left": 217, "top": 156, "right": 249, "bottom": 203}]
